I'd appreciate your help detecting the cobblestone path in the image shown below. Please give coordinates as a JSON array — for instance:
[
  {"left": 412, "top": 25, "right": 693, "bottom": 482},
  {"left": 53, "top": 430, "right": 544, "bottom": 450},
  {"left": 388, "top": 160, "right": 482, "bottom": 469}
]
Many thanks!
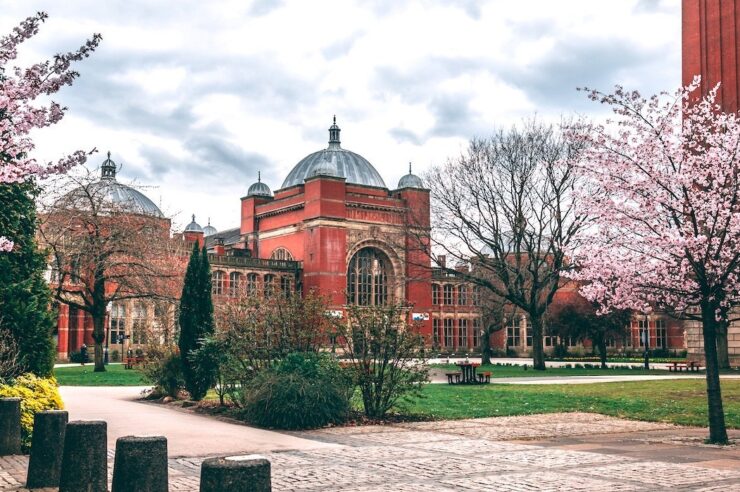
[{"left": 2, "top": 413, "right": 739, "bottom": 491}]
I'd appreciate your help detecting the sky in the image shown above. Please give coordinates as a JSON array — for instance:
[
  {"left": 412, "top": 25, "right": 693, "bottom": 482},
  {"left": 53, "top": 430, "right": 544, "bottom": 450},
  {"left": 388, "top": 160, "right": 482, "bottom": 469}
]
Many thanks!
[{"left": 2, "top": 0, "right": 680, "bottom": 232}]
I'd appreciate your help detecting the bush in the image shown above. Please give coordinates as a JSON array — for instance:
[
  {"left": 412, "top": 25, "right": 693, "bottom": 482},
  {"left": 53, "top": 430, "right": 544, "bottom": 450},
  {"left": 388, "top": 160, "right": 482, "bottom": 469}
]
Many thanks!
[
  {"left": 0, "top": 374, "right": 63, "bottom": 449},
  {"left": 111, "top": 349, "right": 120, "bottom": 362},
  {"left": 142, "top": 348, "right": 183, "bottom": 398},
  {"left": 553, "top": 344, "right": 569, "bottom": 359},
  {"left": 505, "top": 347, "right": 518, "bottom": 357},
  {"left": 240, "top": 353, "right": 352, "bottom": 430}
]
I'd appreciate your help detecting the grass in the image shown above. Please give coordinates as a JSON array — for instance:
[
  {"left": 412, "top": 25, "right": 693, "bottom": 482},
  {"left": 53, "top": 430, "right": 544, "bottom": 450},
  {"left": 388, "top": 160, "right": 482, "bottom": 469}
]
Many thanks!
[
  {"left": 401, "top": 379, "right": 740, "bottom": 428},
  {"left": 54, "top": 363, "right": 150, "bottom": 386},
  {"left": 431, "top": 363, "right": 676, "bottom": 377}
]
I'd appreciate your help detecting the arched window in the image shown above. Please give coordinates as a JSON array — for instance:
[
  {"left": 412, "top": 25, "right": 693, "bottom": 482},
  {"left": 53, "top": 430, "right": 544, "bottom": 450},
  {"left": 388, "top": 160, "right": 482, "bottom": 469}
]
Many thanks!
[
  {"left": 443, "top": 284, "right": 453, "bottom": 305},
  {"left": 247, "top": 273, "right": 258, "bottom": 296},
  {"left": 264, "top": 274, "right": 275, "bottom": 298},
  {"left": 212, "top": 271, "right": 225, "bottom": 295},
  {"left": 432, "top": 284, "right": 440, "bottom": 305},
  {"left": 457, "top": 285, "right": 467, "bottom": 306},
  {"left": 270, "top": 248, "right": 294, "bottom": 261},
  {"left": 347, "top": 247, "right": 392, "bottom": 306},
  {"left": 229, "top": 272, "right": 244, "bottom": 297}
]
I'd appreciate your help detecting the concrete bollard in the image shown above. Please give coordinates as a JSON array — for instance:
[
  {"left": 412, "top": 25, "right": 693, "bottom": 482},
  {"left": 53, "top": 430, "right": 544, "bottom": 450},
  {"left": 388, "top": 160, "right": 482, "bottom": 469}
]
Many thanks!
[
  {"left": 0, "top": 397, "right": 22, "bottom": 455},
  {"left": 59, "top": 420, "right": 107, "bottom": 492},
  {"left": 200, "top": 455, "right": 271, "bottom": 492},
  {"left": 112, "top": 436, "right": 168, "bottom": 492},
  {"left": 26, "top": 410, "right": 69, "bottom": 488}
]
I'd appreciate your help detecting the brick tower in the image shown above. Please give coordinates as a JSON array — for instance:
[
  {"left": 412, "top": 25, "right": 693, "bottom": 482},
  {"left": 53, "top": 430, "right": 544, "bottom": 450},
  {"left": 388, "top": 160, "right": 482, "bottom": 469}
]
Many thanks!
[{"left": 683, "top": 0, "right": 740, "bottom": 112}]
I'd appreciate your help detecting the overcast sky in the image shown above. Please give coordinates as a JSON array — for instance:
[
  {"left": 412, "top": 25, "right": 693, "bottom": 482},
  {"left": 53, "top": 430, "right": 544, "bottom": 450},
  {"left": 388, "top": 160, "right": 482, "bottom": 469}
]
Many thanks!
[{"left": 3, "top": 0, "right": 680, "bottom": 232}]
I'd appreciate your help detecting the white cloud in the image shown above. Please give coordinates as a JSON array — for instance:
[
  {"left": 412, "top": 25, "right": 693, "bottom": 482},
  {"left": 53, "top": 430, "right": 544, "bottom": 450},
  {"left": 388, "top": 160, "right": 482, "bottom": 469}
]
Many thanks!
[{"left": 2, "top": 0, "right": 680, "bottom": 232}]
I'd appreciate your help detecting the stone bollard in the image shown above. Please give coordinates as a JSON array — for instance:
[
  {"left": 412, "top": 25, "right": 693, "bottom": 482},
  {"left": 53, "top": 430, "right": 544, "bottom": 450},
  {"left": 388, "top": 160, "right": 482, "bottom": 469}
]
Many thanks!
[
  {"left": 200, "top": 455, "right": 271, "bottom": 492},
  {"left": 26, "top": 410, "right": 69, "bottom": 488},
  {"left": 0, "top": 397, "right": 22, "bottom": 455},
  {"left": 59, "top": 420, "right": 108, "bottom": 492},
  {"left": 112, "top": 436, "right": 168, "bottom": 492}
]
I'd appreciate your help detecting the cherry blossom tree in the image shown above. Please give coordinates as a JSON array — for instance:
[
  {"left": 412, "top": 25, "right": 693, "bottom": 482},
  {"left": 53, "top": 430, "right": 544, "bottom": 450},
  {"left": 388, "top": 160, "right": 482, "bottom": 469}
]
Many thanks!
[
  {"left": 570, "top": 78, "right": 737, "bottom": 444},
  {"left": 0, "top": 12, "right": 100, "bottom": 251}
]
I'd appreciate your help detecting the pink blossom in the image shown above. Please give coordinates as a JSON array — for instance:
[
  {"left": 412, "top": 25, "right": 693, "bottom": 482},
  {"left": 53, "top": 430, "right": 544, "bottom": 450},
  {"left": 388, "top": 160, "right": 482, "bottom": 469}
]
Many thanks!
[{"left": 0, "top": 12, "right": 100, "bottom": 251}]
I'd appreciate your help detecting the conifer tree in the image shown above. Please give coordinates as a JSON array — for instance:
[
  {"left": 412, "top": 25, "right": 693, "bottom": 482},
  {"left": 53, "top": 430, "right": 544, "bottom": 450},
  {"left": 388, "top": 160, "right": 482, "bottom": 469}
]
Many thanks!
[
  {"left": 177, "top": 243, "right": 215, "bottom": 400},
  {"left": 0, "top": 183, "right": 56, "bottom": 376}
]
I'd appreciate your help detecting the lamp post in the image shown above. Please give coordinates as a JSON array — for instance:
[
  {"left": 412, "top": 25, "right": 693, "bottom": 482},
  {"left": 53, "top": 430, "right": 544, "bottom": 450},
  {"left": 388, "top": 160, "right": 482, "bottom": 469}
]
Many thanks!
[{"left": 104, "top": 302, "right": 111, "bottom": 365}]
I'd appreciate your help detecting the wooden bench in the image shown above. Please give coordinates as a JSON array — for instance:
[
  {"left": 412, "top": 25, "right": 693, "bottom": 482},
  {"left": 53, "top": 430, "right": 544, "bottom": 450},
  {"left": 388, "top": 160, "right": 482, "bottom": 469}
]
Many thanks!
[
  {"left": 445, "top": 372, "right": 461, "bottom": 384},
  {"left": 668, "top": 361, "right": 703, "bottom": 372},
  {"left": 124, "top": 356, "right": 145, "bottom": 369},
  {"left": 477, "top": 371, "right": 492, "bottom": 383}
]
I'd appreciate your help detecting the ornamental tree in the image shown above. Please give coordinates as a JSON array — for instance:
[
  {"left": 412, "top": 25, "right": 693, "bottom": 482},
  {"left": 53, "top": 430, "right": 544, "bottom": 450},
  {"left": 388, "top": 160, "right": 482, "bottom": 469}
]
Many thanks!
[
  {"left": 0, "top": 12, "right": 100, "bottom": 250},
  {"left": 569, "top": 79, "right": 738, "bottom": 444}
]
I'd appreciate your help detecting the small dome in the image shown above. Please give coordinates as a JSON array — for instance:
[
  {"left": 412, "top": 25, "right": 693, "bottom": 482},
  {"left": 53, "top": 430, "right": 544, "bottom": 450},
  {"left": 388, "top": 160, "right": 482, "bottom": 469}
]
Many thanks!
[
  {"left": 280, "top": 117, "right": 387, "bottom": 189},
  {"left": 398, "top": 163, "right": 424, "bottom": 189},
  {"left": 247, "top": 171, "right": 273, "bottom": 197},
  {"left": 184, "top": 214, "right": 203, "bottom": 233},
  {"left": 202, "top": 218, "right": 217, "bottom": 237}
]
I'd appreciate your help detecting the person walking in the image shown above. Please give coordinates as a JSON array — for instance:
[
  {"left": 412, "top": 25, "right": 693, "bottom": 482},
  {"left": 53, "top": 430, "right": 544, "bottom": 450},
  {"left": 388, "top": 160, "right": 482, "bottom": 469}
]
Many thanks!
[{"left": 80, "top": 344, "right": 88, "bottom": 365}]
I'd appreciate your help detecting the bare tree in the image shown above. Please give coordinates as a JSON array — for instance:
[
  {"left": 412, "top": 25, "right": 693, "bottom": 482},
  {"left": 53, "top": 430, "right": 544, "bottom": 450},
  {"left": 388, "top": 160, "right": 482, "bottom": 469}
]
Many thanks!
[
  {"left": 426, "top": 121, "right": 587, "bottom": 370},
  {"left": 39, "top": 165, "right": 183, "bottom": 372},
  {"left": 0, "top": 325, "right": 21, "bottom": 382}
]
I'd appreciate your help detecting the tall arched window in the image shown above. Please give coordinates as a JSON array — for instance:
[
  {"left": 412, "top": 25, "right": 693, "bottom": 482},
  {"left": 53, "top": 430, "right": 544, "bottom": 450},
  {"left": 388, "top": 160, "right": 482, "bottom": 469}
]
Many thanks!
[
  {"left": 270, "top": 248, "right": 294, "bottom": 261},
  {"left": 132, "top": 302, "right": 147, "bottom": 345},
  {"left": 229, "top": 272, "right": 244, "bottom": 297},
  {"left": 212, "top": 271, "right": 225, "bottom": 295},
  {"left": 457, "top": 285, "right": 468, "bottom": 306},
  {"left": 110, "top": 303, "right": 126, "bottom": 345},
  {"left": 432, "top": 284, "right": 440, "bottom": 305},
  {"left": 443, "top": 284, "right": 453, "bottom": 305},
  {"left": 347, "top": 247, "right": 391, "bottom": 306}
]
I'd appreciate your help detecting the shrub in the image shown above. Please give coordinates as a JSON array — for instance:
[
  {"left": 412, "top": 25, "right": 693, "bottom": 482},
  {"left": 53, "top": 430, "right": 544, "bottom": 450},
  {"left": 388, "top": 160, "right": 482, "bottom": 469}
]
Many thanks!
[
  {"left": 0, "top": 374, "right": 63, "bottom": 449},
  {"left": 240, "top": 353, "right": 352, "bottom": 430},
  {"left": 111, "top": 349, "right": 120, "bottom": 362},
  {"left": 142, "top": 348, "right": 183, "bottom": 398},
  {"left": 553, "top": 344, "right": 569, "bottom": 360},
  {"left": 505, "top": 347, "right": 518, "bottom": 357},
  {"left": 68, "top": 351, "right": 85, "bottom": 363}
]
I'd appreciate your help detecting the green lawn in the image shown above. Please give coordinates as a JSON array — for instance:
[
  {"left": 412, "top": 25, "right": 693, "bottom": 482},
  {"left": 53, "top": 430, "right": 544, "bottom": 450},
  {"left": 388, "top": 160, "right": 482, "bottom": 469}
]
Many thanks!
[
  {"left": 401, "top": 379, "right": 740, "bottom": 428},
  {"left": 431, "top": 363, "right": 675, "bottom": 377},
  {"left": 54, "top": 364, "right": 150, "bottom": 386}
]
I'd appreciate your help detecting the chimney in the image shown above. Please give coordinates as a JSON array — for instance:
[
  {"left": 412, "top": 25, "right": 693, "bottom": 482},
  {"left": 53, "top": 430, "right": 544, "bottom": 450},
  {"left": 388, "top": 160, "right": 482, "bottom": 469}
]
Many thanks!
[
  {"left": 438, "top": 255, "right": 446, "bottom": 268},
  {"left": 214, "top": 237, "right": 225, "bottom": 256}
]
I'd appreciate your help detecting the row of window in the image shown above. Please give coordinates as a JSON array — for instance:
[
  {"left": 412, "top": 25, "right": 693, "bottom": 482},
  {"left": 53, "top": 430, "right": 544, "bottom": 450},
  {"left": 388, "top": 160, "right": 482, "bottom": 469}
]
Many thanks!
[
  {"left": 211, "top": 271, "right": 292, "bottom": 297},
  {"left": 432, "top": 318, "right": 482, "bottom": 349},
  {"left": 505, "top": 318, "right": 671, "bottom": 349},
  {"left": 109, "top": 302, "right": 160, "bottom": 345},
  {"left": 431, "top": 284, "right": 481, "bottom": 306}
]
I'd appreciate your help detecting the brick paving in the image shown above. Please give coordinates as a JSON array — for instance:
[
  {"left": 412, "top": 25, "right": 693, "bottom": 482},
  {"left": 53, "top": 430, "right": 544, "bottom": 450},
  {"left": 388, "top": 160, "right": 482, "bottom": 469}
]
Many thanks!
[{"left": 2, "top": 412, "right": 739, "bottom": 491}]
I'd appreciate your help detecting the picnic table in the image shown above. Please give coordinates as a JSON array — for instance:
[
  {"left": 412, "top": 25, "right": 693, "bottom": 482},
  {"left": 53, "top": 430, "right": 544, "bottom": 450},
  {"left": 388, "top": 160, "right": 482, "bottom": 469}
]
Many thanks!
[
  {"left": 455, "top": 362, "right": 480, "bottom": 384},
  {"left": 124, "top": 356, "right": 145, "bottom": 369}
]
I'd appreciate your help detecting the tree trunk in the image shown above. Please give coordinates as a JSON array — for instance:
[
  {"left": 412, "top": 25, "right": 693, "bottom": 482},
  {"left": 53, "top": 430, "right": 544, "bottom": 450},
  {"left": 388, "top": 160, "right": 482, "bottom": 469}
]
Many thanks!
[
  {"left": 716, "top": 320, "right": 730, "bottom": 369},
  {"left": 481, "top": 326, "right": 492, "bottom": 365},
  {"left": 597, "top": 337, "right": 608, "bottom": 369},
  {"left": 530, "top": 314, "right": 546, "bottom": 370},
  {"left": 701, "top": 302, "right": 728, "bottom": 444},
  {"left": 92, "top": 309, "right": 106, "bottom": 373}
]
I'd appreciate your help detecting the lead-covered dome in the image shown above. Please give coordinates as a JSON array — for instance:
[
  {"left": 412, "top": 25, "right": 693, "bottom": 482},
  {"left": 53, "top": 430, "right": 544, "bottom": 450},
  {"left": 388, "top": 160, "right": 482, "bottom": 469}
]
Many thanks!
[
  {"left": 202, "top": 218, "right": 217, "bottom": 236},
  {"left": 184, "top": 214, "right": 202, "bottom": 233},
  {"left": 280, "top": 117, "right": 387, "bottom": 190},
  {"left": 247, "top": 171, "right": 273, "bottom": 197},
  {"left": 65, "top": 152, "right": 164, "bottom": 218},
  {"left": 398, "top": 163, "right": 424, "bottom": 189}
]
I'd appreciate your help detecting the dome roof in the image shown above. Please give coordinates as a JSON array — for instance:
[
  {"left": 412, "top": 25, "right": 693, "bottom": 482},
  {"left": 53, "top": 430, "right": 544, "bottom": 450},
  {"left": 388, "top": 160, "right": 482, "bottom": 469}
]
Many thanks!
[
  {"left": 202, "top": 218, "right": 217, "bottom": 236},
  {"left": 184, "top": 214, "right": 203, "bottom": 233},
  {"left": 247, "top": 171, "right": 273, "bottom": 197},
  {"left": 397, "top": 163, "right": 424, "bottom": 189},
  {"left": 66, "top": 152, "right": 164, "bottom": 218},
  {"left": 280, "top": 117, "right": 387, "bottom": 190}
]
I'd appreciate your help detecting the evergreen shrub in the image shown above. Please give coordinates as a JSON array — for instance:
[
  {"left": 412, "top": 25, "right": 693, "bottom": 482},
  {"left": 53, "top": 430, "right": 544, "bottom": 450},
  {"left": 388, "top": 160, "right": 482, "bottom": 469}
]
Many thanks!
[{"left": 240, "top": 353, "right": 352, "bottom": 430}]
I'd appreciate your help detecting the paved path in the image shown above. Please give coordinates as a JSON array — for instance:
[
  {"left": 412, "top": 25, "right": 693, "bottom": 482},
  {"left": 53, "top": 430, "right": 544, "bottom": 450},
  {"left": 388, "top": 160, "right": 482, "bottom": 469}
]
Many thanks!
[
  {"left": 429, "top": 357, "right": 687, "bottom": 370},
  {"left": 2, "top": 411, "right": 739, "bottom": 491},
  {"left": 58, "top": 386, "right": 338, "bottom": 457},
  {"left": 429, "top": 372, "right": 740, "bottom": 384}
]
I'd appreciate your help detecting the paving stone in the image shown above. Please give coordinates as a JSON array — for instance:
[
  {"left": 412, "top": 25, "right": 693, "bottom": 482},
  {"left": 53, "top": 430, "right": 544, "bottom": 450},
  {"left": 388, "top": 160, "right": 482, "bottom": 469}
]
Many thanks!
[
  {"left": 442, "top": 470, "right": 648, "bottom": 491},
  {"left": 576, "top": 460, "right": 740, "bottom": 487}
]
